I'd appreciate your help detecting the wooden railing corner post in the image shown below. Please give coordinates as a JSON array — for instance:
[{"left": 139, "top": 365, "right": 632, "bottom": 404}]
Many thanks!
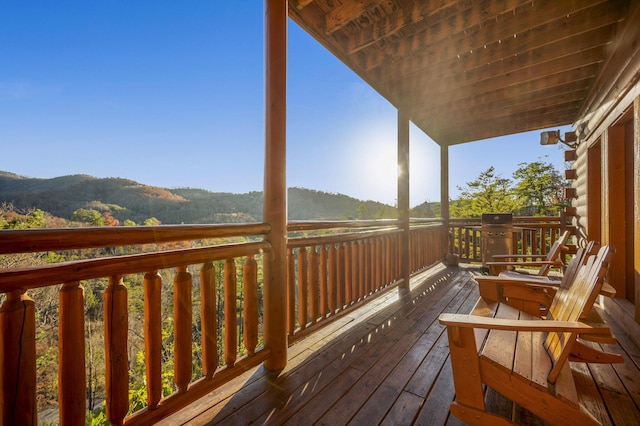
[{"left": 0, "top": 290, "right": 37, "bottom": 426}]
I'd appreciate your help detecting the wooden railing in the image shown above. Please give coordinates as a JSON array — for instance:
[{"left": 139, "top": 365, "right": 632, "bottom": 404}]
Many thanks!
[
  {"left": 448, "top": 216, "right": 567, "bottom": 262},
  {"left": 0, "top": 220, "right": 447, "bottom": 425},
  {"left": 285, "top": 220, "right": 446, "bottom": 342}
]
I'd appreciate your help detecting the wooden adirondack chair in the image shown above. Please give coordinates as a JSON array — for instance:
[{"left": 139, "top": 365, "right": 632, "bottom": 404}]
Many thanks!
[
  {"left": 439, "top": 245, "right": 616, "bottom": 425},
  {"left": 476, "top": 241, "right": 616, "bottom": 316},
  {"left": 486, "top": 230, "right": 570, "bottom": 276},
  {"left": 477, "top": 242, "right": 621, "bottom": 365}
]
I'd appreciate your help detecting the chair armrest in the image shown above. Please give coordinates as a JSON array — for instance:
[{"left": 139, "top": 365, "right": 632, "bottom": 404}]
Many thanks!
[
  {"left": 491, "top": 254, "right": 546, "bottom": 260},
  {"left": 438, "top": 313, "right": 612, "bottom": 334},
  {"left": 486, "top": 260, "right": 561, "bottom": 268},
  {"left": 475, "top": 275, "right": 560, "bottom": 290}
]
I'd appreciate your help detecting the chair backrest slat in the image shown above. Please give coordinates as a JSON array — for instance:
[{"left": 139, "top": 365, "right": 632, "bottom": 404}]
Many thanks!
[
  {"left": 537, "top": 230, "right": 571, "bottom": 276},
  {"left": 543, "top": 245, "right": 613, "bottom": 384}
]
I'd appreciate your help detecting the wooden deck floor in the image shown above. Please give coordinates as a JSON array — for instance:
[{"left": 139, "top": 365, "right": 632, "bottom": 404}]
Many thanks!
[{"left": 161, "top": 264, "right": 640, "bottom": 425}]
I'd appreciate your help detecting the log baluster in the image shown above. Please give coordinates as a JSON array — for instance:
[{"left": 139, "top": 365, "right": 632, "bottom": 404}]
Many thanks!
[
  {"left": 243, "top": 255, "right": 258, "bottom": 356},
  {"left": 0, "top": 290, "right": 36, "bottom": 426},
  {"left": 319, "top": 245, "right": 328, "bottom": 318},
  {"left": 358, "top": 240, "right": 365, "bottom": 299},
  {"left": 286, "top": 248, "right": 296, "bottom": 335},
  {"left": 351, "top": 241, "right": 360, "bottom": 302},
  {"left": 336, "top": 243, "right": 345, "bottom": 309},
  {"left": 309, "top": 246, "right": 319, "bottom": 324},
  {"left": 368, "top": 239, "right": 375, "bottom": 294},
  {"left": 104, "top": 275, "right": 129, "bottom": 425},
  {"left": 174, "top": 266, "right": 193, "bottom": 393},
  {"left": 344, "top": 242, "right": 352, "bottom": 305},
  {"left": 224, "top": 259, "right": 237, "bottom": 366},
  {"left": 144, "top": 271, "right": 163, "bottom": 407},
  {"left": 59, "top": 281, "right": 86, "bottom": 425},
  {"left": 375, "top": 238, "right": 382, "bottom": 290},
  {"left": 328, "top": 243, "right": 337, "bottom": 314},
  {"left": 200, "top": 262, "right": 218, "bottom": 377},
  {"left": 297, "top": 247, "right": 308, "bottom": 329}
]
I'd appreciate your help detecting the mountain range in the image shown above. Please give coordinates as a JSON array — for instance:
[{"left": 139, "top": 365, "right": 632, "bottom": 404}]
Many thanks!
[{"left": 0, "top": 171, "right": 437, "bottom": 224}]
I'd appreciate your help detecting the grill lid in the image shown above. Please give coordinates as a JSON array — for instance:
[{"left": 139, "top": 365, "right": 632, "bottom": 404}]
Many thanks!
[{"left": 481, "top": 213, "right": 513, "bottom": 225}]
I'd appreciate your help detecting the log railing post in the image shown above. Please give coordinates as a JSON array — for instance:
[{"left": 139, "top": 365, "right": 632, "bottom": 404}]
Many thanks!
[
  {"left": 174, "top": 266, "right": 193, "bottom": 391},
  {"left": 104, "top": 275, "right": 129, "bottom": 425},
  {"left": 0, "top": 290, "right": 36, "bottom": 426},
  {"left": 243, "top": 255, "right": 258, "bottom": 355},
  {"left": 224, "top": 259, "right": 237, "bottom": 367},
  {"left": 286, "top": 248, "right": 296, "bottom": 335},
  {"left": 309, "top": 247, "right": 319, "bottom": 324},
  {"left": 319, "top": 245, "right": 328, "bottom": 318},
  {"left": 297, "top": 247, "right": 308, "bottom": 330},
  {"left": 144, "top": 271, "right": 163, "bottom": 407},
  {"left": 59, "top": 281, "right": 86, "bottom": 425},
  {"left": 200, "top": 263, "right": 218, "bottom": 377}
]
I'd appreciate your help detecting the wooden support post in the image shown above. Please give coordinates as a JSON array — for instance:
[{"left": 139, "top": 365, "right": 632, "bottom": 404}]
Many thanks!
[
  {"left": 441, "top": 144, "right": 451, "bottom": 255},
  {"left": 0, "top": 290, "right": 36, "bottom": 426},
  {"left": 398, "top": 109, "right": 410, "bottom": 288},
  {"left": 263, "top": 0, "right": 288, "bottom": 370},
  {"left": 635, "top": 95, "right": 640, "bottom": 322},
  {"left": 59, "top": 281, "right": 86, "bottom": 425}
]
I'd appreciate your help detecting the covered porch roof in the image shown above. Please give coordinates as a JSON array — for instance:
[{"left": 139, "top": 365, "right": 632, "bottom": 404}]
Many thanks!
[{"left": 289, "top": 0, "right": 635, "bottom": 145}]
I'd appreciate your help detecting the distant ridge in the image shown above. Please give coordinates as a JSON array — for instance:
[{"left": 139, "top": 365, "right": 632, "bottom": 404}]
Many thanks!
[{"left": 0, "top": 171, "right": 415, "bottom": 224}]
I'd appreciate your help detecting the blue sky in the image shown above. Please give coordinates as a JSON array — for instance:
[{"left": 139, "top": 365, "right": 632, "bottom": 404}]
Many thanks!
[{"left": 1, "top": 2, "right": 569, "bottom": 207}]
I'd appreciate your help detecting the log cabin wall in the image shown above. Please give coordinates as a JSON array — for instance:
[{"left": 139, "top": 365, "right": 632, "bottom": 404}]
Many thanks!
[
  {"left": 572, "top": 0, "right": 640, "bottom": 324},
  {"left": 574, "top": 91, "right": 639, "bottom": 326}
]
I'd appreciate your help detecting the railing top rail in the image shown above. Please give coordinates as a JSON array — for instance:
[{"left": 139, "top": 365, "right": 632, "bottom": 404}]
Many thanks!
[
  {"left": 287, "top": 218, "right": 443, "bottom": 233},
  {"left": 0, "top": 241, "right": 270, "bottom": 293},
  {"left": 0, "top": 223, "right": 271, "bottom": 255},
  {"left": 287, "top": 227, "right": 404, "bottom": 248},
  {"left": 287, "top": 219, "right": 399, "bottom": 232}
]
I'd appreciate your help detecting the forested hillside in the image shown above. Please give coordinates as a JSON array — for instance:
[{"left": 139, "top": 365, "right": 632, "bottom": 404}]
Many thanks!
[{"left": 0, "top": 171, "right": 438, "bottom": 224}]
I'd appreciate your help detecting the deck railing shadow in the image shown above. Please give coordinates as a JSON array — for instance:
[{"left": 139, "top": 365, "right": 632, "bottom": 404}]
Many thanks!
[{"left": 196, "top": 263, "right": 462, "bottom": 425}]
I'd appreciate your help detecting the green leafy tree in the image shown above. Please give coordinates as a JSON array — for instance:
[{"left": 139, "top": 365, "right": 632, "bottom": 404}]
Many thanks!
[
  {"left": 71, "top": 208, "right": 106, "bottom": 226},
  {"left": 451, "top": 167, "right": 520, "bottom": 217},
  {"left": 512, "top": 160, "right": 566, "bottom": 216}
]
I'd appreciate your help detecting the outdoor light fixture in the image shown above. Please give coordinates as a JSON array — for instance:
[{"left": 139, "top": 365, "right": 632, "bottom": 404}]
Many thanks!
[{"left": 540, "top": 130, "right": 578, "bottom": 149}]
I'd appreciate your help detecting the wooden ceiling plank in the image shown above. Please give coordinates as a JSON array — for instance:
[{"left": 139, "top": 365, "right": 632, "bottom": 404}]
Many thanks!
[
  {"left": 421, "top": 97, "right": 585, "bottom": 132},
  {"left": 361, "top": 0, "right": 528, "bottom": 70},
  {"left": 325, "top": 0, "right": 392, "bottom": 34},
  {"left": 346, "top": 0, "right": 467, "bottom": 54},
  {"left": 347, "top": 2, "right": 425, "bottom": 54},
  {"left": 386, "top": 24, "right": 613, "bottom": 95},
  {"left": 416, "top": 81, "right": 591, "bottom": 121},
  {"left": 397, "top": 47, "right": 605, "bottom": 104},
  {"left": 431, "top": 110, "right": 577, "bottom": 146},
  {"left": 378, "top": 3, "right": 622, "bottom": 84},
  {"left": 363, "top": 0, "right": 608, "bottom": 72},
  {"left": 292, "top": 0, "right": 315, "bottom": 10},
  {"left": 404, "top": 64, "right": 599, "bottom": 122}
]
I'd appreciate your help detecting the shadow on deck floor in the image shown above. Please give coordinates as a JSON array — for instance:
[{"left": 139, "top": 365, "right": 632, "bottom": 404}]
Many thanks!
[{"left": 161, "top": 264, "right": 640, "bottom": 426}]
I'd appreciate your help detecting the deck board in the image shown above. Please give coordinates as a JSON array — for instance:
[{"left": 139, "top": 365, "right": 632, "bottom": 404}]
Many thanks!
[{"left": 161, "top": 264, "right": 640, "bottom": 426}]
